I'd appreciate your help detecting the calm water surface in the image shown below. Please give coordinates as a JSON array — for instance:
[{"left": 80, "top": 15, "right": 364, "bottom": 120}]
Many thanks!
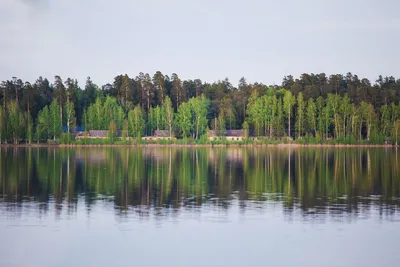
[{"left": 0, "top": 147, "right": 400, "bottom": 267}]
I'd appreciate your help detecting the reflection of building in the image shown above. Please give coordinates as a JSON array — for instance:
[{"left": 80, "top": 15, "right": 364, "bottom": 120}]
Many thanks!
[
  {"left": 75, "top": 150, "right": 108, "bottom": 163},
  {"left": 142, "top": 130, "right": 173, "bottom": 140},
  {"left": 208, "top": 130, "right": 245, "bottom": 141},
  {"left": 226, "top": 149, "right": 244, "bottom": 162},
  {"left": 209, "top": 148, "right": 244, "bottom": 162},
  {"left": 143, "top": 148, "right": 171, "bottom": 161}
]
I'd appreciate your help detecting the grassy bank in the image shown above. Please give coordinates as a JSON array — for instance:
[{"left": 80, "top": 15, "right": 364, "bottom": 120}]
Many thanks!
[{"left": 1, "top": 137, "right": 398, "bottom": 148}]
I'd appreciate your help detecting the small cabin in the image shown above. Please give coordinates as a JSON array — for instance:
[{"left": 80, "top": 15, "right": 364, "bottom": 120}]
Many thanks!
[
  {"left": 208, "top": 130, "right": 245, "bottom": 141},
  {"left": 88, "top": 130, "right": 109, "bottom": 138},
  {"left": 76, "top": 130, "right": 126, "bottom": 139},
  {"left": 142, "top": 130, "right": 173, "bottom": 140}
]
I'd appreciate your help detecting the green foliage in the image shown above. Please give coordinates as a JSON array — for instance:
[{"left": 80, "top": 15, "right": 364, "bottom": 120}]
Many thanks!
[
  {"left": 392, "top": 120, "right": 400, "bottom": 145},
  {"left": 175, "top": 102, "right": 193, "bottom": 138},
  {"left": 2, "top": 72, "right": 400, "bottom": 145},
  {"left": 26, "top": 114, "right": 33, "bottom": 144},
  {"left": 295, "top": 92, "right": 305, "bottom": 138},
  {"left": 128, "top": 105, "right": 145, "bottom": 138},
  {"left": 340, "top": 94, "right": 351, "bottom": 137},
  {"left": 49, "top": 100, "right": 61, "bottom": 140},
  {"left": 219, "top": 97, "right": 236, "bottom": 129},
  {"left": 108, "top": 120, "right": 117, "bottom": 143},
  {"left": 163, "top": 96, "right": 174, "bottom": 137},
  {"left": 7, "top": 101, "right": 25, "bottom": 144},
  {"left": 306, "top": 98, "right": 317, "bottom": 136},
  {"left": 283, "top": 90, "right": 296, "bottom": 137},
  {"left": 193, "top": 133, "right": 209, "bottom": 144},
  {"left": 37, "top": 106, "right": 50, "bottom": 142},
  {"left": 60, "top": 133, "right": 75, "bottom": 144},
  {"left": 64, "top": 101, "right": 76, "bottom": 133},
  {"left": 246, "top": 90, "right": 263, "bottom": 136},
  {"left": 380, "top": 104, "right": 391, "bottom": 136},
  {"left": 217, "top": 114, "right": 226, "bottom": 136},
  {"left": 85, "top": 96, "right": 124, "bottom": 131},
  {"left": 122, "top": 119, "right": 129, "bottom": 142},
  {"left": 188, "top": 94, "right": 210, "bottom": 139},
  {"left": 304, "top": 134, "right": 322, "bottom": 144},
  {"left": 243, "top": 121, "right": 249, "bottom": 138}
]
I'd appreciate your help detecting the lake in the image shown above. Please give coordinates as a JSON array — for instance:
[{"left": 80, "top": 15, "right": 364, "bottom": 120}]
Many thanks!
[{"left": 0, "top": 147, "right": 399, "bottom": 267}]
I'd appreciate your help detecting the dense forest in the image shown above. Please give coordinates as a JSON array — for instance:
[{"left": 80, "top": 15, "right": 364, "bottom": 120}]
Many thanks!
[{"left": 1, "top": 72, "right": 400, "bottom": 144}]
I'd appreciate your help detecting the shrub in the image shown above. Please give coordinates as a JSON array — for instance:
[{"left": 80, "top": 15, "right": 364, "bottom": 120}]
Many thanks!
[{"left": 60, "top": 133, "right": 75, "bottom": 144}]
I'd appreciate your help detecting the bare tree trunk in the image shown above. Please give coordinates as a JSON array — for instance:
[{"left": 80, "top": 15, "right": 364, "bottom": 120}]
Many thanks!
[
  {"left": 334, "top": 114, "right": 339, "bottom": 138},
  {"left": 196, "top": 122, "right": 199, "bottom": 140},
  {"left": 265, "top": 123, "right": 268, "bottom": 137},
  {"left": 270, "top": 120, "right": 273, "bottom": 138}
]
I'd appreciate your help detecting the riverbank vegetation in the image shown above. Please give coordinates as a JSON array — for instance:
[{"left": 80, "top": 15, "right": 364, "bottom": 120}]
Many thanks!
[{"left": 1, "top": 72, "right": 400, "bottom": 145}]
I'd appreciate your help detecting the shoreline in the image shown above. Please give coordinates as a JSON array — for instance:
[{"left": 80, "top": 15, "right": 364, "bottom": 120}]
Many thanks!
[{"left": 0, "top": 143, "right": 398, "bottom": 148}]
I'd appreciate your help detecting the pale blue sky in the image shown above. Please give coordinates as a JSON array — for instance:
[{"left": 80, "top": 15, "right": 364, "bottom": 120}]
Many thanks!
[{"left": 1, "top": 0, "right": 399, "bottom": 86}]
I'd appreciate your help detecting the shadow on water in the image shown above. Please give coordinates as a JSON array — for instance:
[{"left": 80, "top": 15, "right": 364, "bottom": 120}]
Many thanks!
[{"left": 0, "top": 147, "right": 399, "bottom": 221}]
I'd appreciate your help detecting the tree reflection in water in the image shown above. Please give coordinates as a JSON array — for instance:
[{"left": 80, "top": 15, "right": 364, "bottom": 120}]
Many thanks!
[{"left": 0, "top": 147, "right": 399, "bottom": 221}]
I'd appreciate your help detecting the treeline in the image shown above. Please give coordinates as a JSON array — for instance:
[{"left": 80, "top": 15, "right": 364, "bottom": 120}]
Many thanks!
[
  {"left": 0, "top": 72, "right": 400, "bottom": 144},
  {"left": 246, "top": 89, "right": 400, "bottom": 143}
]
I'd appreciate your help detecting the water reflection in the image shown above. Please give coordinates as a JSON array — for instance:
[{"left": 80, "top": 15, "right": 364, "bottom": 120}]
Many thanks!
[{"left": 0, "top": 147, "right": 399, "bottom": 221}]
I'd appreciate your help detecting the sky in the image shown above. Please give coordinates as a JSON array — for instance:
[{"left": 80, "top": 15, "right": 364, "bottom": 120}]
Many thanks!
[{"left": 1, "top": 0, "right": 399, "bottom": 87}]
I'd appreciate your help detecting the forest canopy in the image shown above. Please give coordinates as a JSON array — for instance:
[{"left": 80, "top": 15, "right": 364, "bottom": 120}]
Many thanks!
[{"left": 1, "top": 72, "right": 400, "bottom": 144}]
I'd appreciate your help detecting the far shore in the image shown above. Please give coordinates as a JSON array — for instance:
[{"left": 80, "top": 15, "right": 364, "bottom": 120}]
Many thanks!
[{"left": 0, "top": 143, "right": 398, "bottom": 148}]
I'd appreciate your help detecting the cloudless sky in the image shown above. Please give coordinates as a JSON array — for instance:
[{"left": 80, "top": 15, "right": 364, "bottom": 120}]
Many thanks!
[{"left": 1, "top": 0, "right": 399, "bottom": 87}]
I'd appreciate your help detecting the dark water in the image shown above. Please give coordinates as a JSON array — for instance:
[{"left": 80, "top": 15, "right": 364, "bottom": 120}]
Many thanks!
[{"left": 1, "top": 147, "right": 400, "bottom": 267}]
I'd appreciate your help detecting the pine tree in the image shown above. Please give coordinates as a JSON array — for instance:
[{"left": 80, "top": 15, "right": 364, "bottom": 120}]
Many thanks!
[
  {"left": 153, "top": 71, "right": 166, "bottom": 106},
  {"left": 171, "top": 73, "right": 184, "bottom": 110},
  {"left": 53, "top": 75, "right": 64, "bottom": 129}
]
